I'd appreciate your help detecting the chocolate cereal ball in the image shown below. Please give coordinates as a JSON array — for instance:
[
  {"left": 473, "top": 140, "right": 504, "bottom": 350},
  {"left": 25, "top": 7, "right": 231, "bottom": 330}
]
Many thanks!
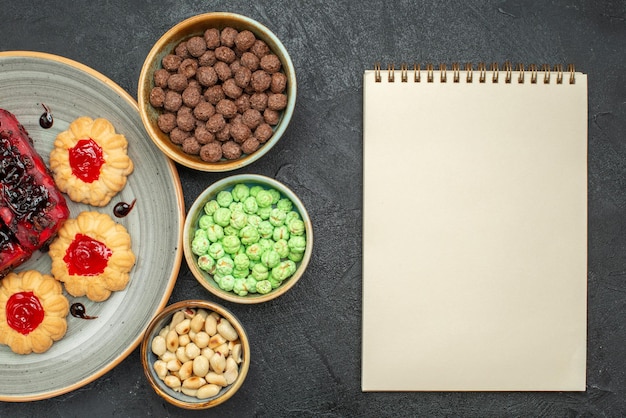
[
  {"left": 193, "top": 101, "right": 215, "bottom": 121},
  {"left": 215, "top": 124, "right": 231, "bottom": 142},
  {"left": 267, "top": 93, "right": 287, "bottom": 111},
  {"left": 242, "top": 109, "right": 263, "bottom": 129},
  {"left": 167, "top": 73, "right": 188, "bottom": 92},
  {"left": 204, "top": 85, "right": 225, "bottom": 105},
  {"left": 260, "top": 54, "right": 282, "bottom": 73},
  {"left": 194, "top": 125, "right": 215, "bottom": 144},
  {"left": 222, "top": 78, "right": 243, "bottom": 99},
  {"left": 242, "top": 137, "right": 261, "bottom": 154},
  {"left": 215, "top": 46, "right": 236, "bottom": 63},
  {"left": 178, "top": 58, "right": 198, "bottom": 78},
  {"left": 216, "top": 99, "right": 238, "bottom": 119},
  {"left": 200, "top": 142, "right": 222, "bottom": 162},
  {"left": 214, "top": 61, "right": 232, "bottom": 82},
  {"left": 234, "top": 67, "right": 252, "bottom": 88},
  {"left": 182, "top": 136, "right": 202, "bottom": 155},
  {"left": 153, "top": 68, "right": 170, "bottom": 88},
  {"left": 254, "top": 123, "right": 273, "bottom": 143},
  {"left": 157, "top": 113, "right": 177, "bottom": 133},
  {"left": 149, "top": 87, "right": 165, "bottom": 108},
  {"left": 250, "top": 39, "right": 270, "bottom": 58},
  {"left": 186, "top": 36, "right": 207, "bottom": 57},
  {"left": 220, "top": 27, "right": 238, "bottom": 47},
  {"left": 164, "top": 90, "right": 183, "bottom": 112},
  {"left": 264, "top": 109, "right": 280, "bottom": 125},
  {"left": 240, "top": 52, "right": 260, "bottom": 71},
  {"left": 176, "top": 107, "right": 196, "bottom": 132},
  {"left": 204, "top": 28, "right": 221, "bottom": 49},
  {"left": 250, "top": 70, "right": 271, "bottom": 92},
  {"left": 235, "top": 30, "right": 256, "bottom": 51},
  {"left": 182, "top": 86, "right": 202, "bottom": 107},
  {"left": 196, "top": 66, "right": 218, "bottom": 87},
  {"left": 162, "top": 54, "right": 182, "bottom": 71},
  {"left": 250, "top": 93, "right": 268, "bottom": 111},
  {"left": 169, "top": 127, "right": 191, "bottom": 145},
  {"left": 230, "top": 122, "right": 251, "bottom": 143},
  {"left": 234, "top": 94, "right": 251, "bottom": 113},
  {"left": 206, "top": 113, "right": 226, "bottom": 133},
  {"left": 198, "top": 50, "right": 217, "bottom": 66},
  {"left": 271, "top": 72, "right": 287, "bottom": 93},
  {"left": 174, "top": 41, "right": 190, "bottom": 58},
  {"left": 229, "top": 60, "right": 242, "bottom": 74},
  {"left": 222, "top": 140, "right": 242, "bottom": 160}
]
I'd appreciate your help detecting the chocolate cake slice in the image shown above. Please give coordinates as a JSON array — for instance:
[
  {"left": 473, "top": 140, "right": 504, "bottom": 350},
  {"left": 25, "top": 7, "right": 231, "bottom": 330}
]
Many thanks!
[{"left": 0, "top": 108, "right": 70, "bottom": 277}]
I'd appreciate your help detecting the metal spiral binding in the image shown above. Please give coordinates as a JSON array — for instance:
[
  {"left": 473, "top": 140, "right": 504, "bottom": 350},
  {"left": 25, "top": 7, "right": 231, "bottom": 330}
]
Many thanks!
[{"left": 373, "top": 62, "right": 576, "bottom": 84}]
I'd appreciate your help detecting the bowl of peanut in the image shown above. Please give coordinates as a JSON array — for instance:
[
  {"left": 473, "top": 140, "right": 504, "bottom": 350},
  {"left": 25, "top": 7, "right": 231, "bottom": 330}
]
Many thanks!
[
  {"left": 140, "top": 300, "right": 250, "bottom": 409},
  {"left": 137, "top": 12, "right": 296, "bottom": 171}
]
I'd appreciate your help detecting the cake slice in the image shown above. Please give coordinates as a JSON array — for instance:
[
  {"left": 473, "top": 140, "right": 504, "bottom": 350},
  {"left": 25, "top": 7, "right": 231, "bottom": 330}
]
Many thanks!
[{"left": 0, "top": 108, "right": 70, "bottom": 277}]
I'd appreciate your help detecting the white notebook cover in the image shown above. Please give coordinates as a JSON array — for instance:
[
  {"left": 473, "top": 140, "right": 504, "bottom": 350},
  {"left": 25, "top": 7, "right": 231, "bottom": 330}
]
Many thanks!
[{"left": 362, "top": 67, "right": 588, "bottom": 391}]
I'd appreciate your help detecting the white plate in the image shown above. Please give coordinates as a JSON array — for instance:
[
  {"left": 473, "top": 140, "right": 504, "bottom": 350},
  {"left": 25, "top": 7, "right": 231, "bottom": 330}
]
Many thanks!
[{"left": 0, "top": 51, "right": 184, "bottom": 401}]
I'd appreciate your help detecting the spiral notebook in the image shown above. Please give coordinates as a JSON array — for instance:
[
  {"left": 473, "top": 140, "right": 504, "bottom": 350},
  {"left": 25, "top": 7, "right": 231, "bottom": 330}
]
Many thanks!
[{"left": 362, "top": 63, "right": 588, "bottom": 391}]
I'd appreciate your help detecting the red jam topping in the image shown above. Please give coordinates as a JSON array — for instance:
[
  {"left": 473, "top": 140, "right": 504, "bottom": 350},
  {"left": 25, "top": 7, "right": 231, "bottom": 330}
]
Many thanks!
[
  {"left": 64, "top": 233, "right": 112, "bottom": 276},
  {"left": 69, "top": 138, "right": 104, "bottom": 183},
  {"left": 6, "top": 291, "right": 45, "bottom": 335}
]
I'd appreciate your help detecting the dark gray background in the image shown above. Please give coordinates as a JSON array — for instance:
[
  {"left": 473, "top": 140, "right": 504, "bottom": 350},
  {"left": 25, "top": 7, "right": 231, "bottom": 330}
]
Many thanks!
[{"left": 1, "top": 0, "right": 625, "bottom": 416}]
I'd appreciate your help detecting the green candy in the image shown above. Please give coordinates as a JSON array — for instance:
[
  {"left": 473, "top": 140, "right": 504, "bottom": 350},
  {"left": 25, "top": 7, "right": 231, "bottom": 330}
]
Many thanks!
[
  {"left": 223, "top": 225, "right": 238, "bottom": 236},
  {"left": 276, "top": 198, "right": 293, "bottom": 212},
  {"left": 273, "top": 239, "right": 289, "bottom": 258},
  {"left": 256, "top": 279, "right": 272, "bottom": 294},
  {"left": 261, "top": 249, "right": 281, "bottom": 268},
  {"left": 267, "top": 188, "right": 281, "bottom": 204},
  {"left": 233, "top": 268, "right": 249, "bottom": 279},
  {"left": 232, "top": 183, "right": 250, "bottom": 202},
  {"left": 195, "top": 229, "right": 208, "bottom": 239},
  {"left": 268, "top": 277, "right": 282, "bottom": 289},
  {"left": 287, "top": 219, "right": 305, "bottom": 236},
  {"left": 257, "top": 220, "right": 274, "bottom": 239},
  {"left": 285, "top": 210, "right": 301, "bottom": 225},
  {"left": 233, "top": 253, "right": 250, "bottom": 270},
  {"left": 269, "top": 208, "right": 287, "bottom": 227},
  {"left": 242, "top": 196, "right": 259, "bottom": 214},
  {"left": 197, "top": 255, "right": 216, "bottom": 273},
  {"left": 229, "top": 202, "right": 244, "bottom": 212},
  {"left": 272, "top": 225, "right": 290, "bottom": 241},
  {"left": 218, "top": 275, "right": 235, "bottom": 292},
  {"left": 213, "top": 207, "right": 231, "bottom": 227},
  {"left": 245, "top": 276, "right": 258, "bottom": 293},
  {"left": 271, "top": 260, "right": 293, "bottom": 281},
  {"left": 230, "top": 210, "right": 248, "bottom": 230},
  {"left": 198, "top": 214, "right": 214, "bottom": 230},
  {"left": 246, "top": 243, "right": 263, "bottom": 261},
  {"left": 233, "top": 278, "right": 248, "bottom": 296},
  {"left": 288, "top": 251, "right": 304, "bottom": 262},
  {"left": 247, "top": 214, "right": 262, "bottom": 227},
  {"left": 255, "top": 190, "right": 273, "bottom": 208},
  {"left": 206, "top": 224, "right": 224, "bottom": 242},
  {"left": 216, "top": 190, "right": 233, "bottom": 207},
  {"left": 222, "top": 235, "right": 241, "bottom": 254},
  {"left": 251, "top": 263, "right": 269, "bottom": 281},
  {"left": 203, "top": 199, "right": 220, "bottom": 216},
  {"left": 288, "top": 235, "right": 307, "bottom": 253},
  {"left": 239, "top": 225, "right": 260, "bottom": 245},
  {"left": 249, "top": 185, "right": 263, "bottom": 197},
  {"left": 215, "top": 256, "right": 234, "bottom": 276},
  {"left": 257, "top": 206, "right": 271, "bottom": 220},
  {"left": 258, "top": 238, "right": 273, "bottom": 253},
  {"left": 191, "top": 235, "right": 210, "bottom": 256},
  {"left": 208, "top": 242, "right": 225, "bottom": 259}
]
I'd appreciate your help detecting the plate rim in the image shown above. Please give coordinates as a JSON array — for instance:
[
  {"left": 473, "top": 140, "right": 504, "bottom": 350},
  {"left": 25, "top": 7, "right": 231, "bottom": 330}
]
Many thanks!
[{"left": 0, "top": 50, "right": 185, "bottom": 402}]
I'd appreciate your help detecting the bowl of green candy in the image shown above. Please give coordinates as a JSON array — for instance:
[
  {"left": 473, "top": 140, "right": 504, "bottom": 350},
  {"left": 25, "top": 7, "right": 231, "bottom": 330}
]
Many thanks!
[{"left": 183, "top": 174, "right": 313, "bottom": 303}]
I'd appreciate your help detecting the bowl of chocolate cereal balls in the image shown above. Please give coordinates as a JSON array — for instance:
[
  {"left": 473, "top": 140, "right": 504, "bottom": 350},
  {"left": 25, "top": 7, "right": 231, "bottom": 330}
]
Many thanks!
[
  {"left": 141, "top": 299, "right": 250, "bottom": 409},
  {"left": 137, "top": 12, "right": 296, "bottom": 171},
  {"left": 183, "top": 174, "right": 313, "bottom": 303}
]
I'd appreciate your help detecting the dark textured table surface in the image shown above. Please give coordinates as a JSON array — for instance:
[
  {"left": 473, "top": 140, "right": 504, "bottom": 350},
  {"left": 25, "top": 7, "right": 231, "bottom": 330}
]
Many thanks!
[{"left": 0, "top": 1, "right": 625, "bottom": 416}]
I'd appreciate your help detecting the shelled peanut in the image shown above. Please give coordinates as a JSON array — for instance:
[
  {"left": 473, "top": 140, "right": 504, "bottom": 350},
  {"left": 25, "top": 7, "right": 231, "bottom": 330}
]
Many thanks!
[{"left": 150, "top": 307, "right": 243, "bottom": 399}]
